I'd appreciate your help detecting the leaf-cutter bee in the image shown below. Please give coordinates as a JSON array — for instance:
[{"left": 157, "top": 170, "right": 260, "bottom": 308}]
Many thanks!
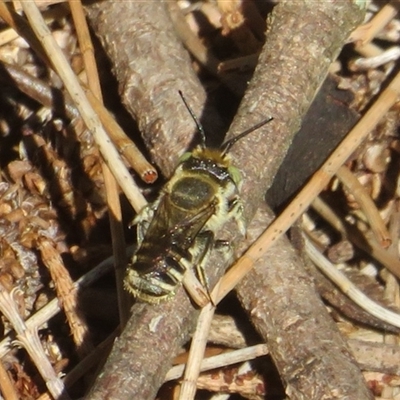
[{"left": 124, "top": 92, "right": 272, "bottom": 304}]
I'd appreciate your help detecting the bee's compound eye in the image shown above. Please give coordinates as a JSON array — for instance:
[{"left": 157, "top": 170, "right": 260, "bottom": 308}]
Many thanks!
[
  {"left": 228, "top": 166, "right": 242, "bottom": 187},
  {"left": 178, "top": 152, "right": 192, "bottom": 163}
]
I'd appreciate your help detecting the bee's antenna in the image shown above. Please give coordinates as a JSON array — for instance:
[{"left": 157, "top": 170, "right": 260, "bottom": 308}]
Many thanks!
[
  {"left": 221, "top": 117, "right": 273, "bottom": 155},
  {"left": 179, "top": 90, "right": 206, "bottom": 146}
]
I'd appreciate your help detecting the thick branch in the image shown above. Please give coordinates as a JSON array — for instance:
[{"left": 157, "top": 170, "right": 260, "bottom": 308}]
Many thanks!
[
  {"left": 84, "top": 2, "right": 225, "bottom": 399},
  {"left": 85, "top": 1, "right": 371, "bottom": 399},
  {"left": 85, "top": 0, "right": 224, "bottom": 177},
  {"left": 225, "top": 2, "right": 372, "bottom": 399}
]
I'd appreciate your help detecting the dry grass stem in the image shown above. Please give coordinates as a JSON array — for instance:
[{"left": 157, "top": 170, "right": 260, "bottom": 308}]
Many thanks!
[
  {"left": 215, "top": 69, "right": 400, "bottom": 304},
  {"left": 35, "top": 331, "right": 117, "bottom": 399},
  {"left": 68, "top": 0, "right": 131, "bottom": 327},
  {"left": 178, "top": 296, "right": 217, "bottom": 400},
  {"left": 311, "top": 196, "right": 400, "bottom": 278},
  {"left": 0, "top": 283, "right": 69, "bottom": 399},
  {"left": 85, "top": 90, "right": 157, "bottom": 184},
  {"left": 68, "top": 0, "right": 101, "bottom": 98},
  {"left": 37, "top": 238, "right": 94, "bottom": 357},
  {"left": 165, "top": 344, "right": 268, "bottom": 382},
  {"left": 350, "top": 3, "right": 398, "bottom": 45},
  {"left": 305, "top": 236, "right": 400, "bottom": 329},
  {"left": 0, "top": 59, "right": 155, "bottom": 185},
  {"left": 336, "top": 165, "right": 391, "bottom": 247},
  {"left": 20, "top": 1, "right": 147, "bottom": 213},
  {"left": 2, "top": 0, "right": 398, "bottom": 397}
]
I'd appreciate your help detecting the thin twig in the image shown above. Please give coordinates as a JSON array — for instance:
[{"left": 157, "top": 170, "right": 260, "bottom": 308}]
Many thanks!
[
  {"left": 68, "top": 0, "right": 131, "bottom": 328},
  {"left": 196, "top": 365, "right": 264, "bottom": 398},
  {"left": 165, "top": 344, "right": 268, "bottom": 382},
  {"left": 208, "top": 362, "right": 254, "bottom": 400},
  {"left": 20, "top": 1, "right": 147, "bottom": 213},
  {"left": 350, "top": 2, "right": 398, "bottom": 45},
  {"left": 85, "top": 90, "right": 158, "bottom": 184},
  {"left": 178, "top": 292, "right": 218, "bottom": 400},
  {"left": 311, "top": 196, "right": 400, "bottom": 276},
  {"left": 336, "top": 164, "right": 391, "bottom": 247},
  {"left": 215, "top": 69, "right": 400, "bottom": 304},
  {"left": 304, "top": 235, "right": 400, "bottom": 329},
  {"left": 218, "top": 53, "right": 259, "bottom": 72}
]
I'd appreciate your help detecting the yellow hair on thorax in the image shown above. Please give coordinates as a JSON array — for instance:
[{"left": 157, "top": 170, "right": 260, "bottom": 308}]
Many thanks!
[{"left": 190, "top": 146, "right": 231, "bottom": 167}]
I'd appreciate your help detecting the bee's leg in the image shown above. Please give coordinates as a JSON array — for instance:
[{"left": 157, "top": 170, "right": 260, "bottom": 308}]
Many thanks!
[
  {"left": 192, "top": 231, "right": 218, "bottom": 304},
  {"left": 227, "top": 196, "right": 246, "bottom": 236},
  {"left": 214, "top": 239, "right": 234, "bottom": 262},
  {"left": 182, "top": 262, "right": 210, "bottom": 308},
  {"left": 130, "top": 202, "right": 157, "bottom": 245},
  {"left": 180, "top": 231, "right": 215, "bottom": 307}
]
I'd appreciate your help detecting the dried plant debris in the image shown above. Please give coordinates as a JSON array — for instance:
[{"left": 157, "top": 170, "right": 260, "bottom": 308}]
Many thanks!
[{"left": 0, "top": 0, "right": 400, "bottom": 399}]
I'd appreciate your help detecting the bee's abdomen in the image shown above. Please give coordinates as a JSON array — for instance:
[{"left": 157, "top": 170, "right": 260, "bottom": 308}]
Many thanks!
[{"left": 125, "top": 249, "right": 188, "bottom": 303}]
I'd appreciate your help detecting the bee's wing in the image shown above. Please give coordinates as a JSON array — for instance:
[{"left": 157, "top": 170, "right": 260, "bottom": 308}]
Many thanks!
[
  {"left": 171, "top": 202, "right": 216, "bottom": 246},
  {"left": 139, "top": 193, "right": 216, "bottom": 250},
  {"left": 141, "top": 193, "right": 173, "bottom": 240}
]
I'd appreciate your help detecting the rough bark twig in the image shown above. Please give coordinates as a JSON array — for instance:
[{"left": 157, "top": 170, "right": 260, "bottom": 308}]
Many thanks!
[
  {"left": 85, "top": 245, "right": 227, "bottom": 399},
  {"left": 85, "top": 0, "right": 225, "bottom": 177},
  {"left": 236, "top": 205, "right": 374, "bottom": 399},
  {"left": 85, "top": 1, "right": 371, "bottom": 399},
  {"left": 220, "top": 1, "right": 372, "bottom": 399},
  {"left": 83, "top": 2, "right": 227, "bottom": 399}
]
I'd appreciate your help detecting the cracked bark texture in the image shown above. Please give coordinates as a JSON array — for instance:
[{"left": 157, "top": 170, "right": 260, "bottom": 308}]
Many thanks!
[
  {"left": 84, "top": 1, "right": 372, "bottom": 399},
  {"left": 85, "top": 0, "right": 225, "bottom": 177},
  {"left": 236, "top": 205, "right": 374, "bottom": 400}
]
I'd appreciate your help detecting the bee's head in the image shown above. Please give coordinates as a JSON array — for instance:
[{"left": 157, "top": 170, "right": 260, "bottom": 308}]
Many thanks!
[
  {"left": 178, "top": 90, "right": 272, "bottom": 183},
  {"left": 179, "top": 146, "right": 242, "bottom": 187}
]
